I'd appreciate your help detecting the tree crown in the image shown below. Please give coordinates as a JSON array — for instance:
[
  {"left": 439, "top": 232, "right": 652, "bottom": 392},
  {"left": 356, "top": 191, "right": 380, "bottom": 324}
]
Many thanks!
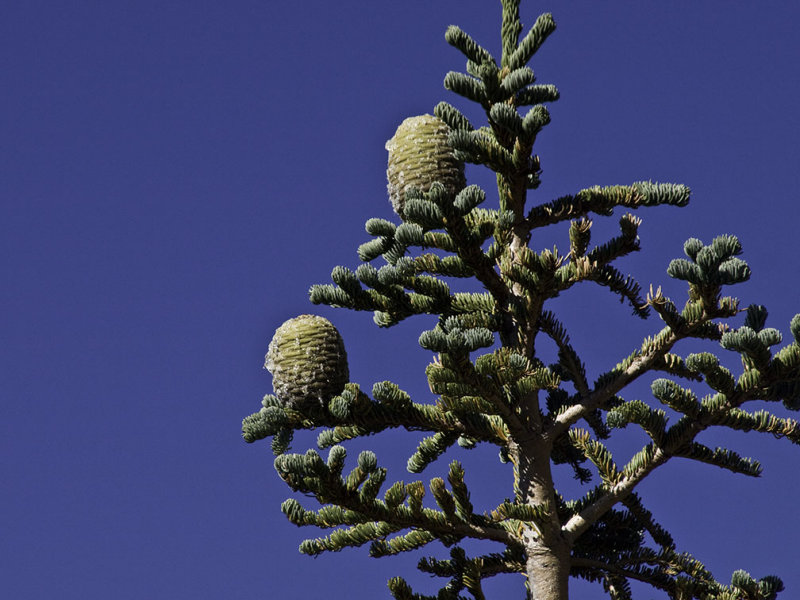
[{"left": 242, "top": 2, "right": 800, "bottom": 598}]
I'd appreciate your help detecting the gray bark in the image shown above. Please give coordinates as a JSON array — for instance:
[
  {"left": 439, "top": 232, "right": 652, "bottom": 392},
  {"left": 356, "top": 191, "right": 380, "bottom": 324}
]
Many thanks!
[
  {"left": 512, "top": 437, "right": 572, "bottom": 600},
  {"left": 526, "top": 541, "right": 570, "bottom": 600}
]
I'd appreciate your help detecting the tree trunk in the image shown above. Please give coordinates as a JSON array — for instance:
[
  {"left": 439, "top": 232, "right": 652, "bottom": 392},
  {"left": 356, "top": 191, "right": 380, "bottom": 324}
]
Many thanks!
[
  {"left": 525, "top": 541, "right": 571, "bottom": 600},
  {"left": 511, "top": 436, "right": 572, "bottom": 600}
]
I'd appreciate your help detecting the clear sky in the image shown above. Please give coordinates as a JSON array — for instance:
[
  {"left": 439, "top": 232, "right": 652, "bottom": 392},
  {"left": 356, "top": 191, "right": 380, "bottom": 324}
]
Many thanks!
[{"left": 3, "top": 2, "right": 799, "bottom": 599}]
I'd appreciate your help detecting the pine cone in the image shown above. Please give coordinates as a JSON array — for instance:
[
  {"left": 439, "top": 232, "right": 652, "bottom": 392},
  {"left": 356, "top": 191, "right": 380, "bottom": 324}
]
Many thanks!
[
  {"left": 385, "top": 114, "right": 465, "bottom": 218},
  {"left": 265, "top": 314, "right": 349, "bottom": 409}
]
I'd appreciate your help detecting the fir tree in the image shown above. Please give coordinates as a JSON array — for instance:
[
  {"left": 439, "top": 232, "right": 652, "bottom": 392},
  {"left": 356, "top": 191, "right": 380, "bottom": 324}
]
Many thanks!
[{"left": 242, "top": 2, "right": 800, "bottom": 598}]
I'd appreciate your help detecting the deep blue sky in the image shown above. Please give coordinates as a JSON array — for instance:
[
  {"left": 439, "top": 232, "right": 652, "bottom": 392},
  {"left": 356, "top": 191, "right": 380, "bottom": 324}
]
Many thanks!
[{"left": 3, "top": 2, "right": 799, "bottom": 598}]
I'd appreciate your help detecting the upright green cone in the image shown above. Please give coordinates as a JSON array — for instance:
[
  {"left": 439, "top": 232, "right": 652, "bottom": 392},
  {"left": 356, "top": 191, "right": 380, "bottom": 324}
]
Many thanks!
[
  {"left": 265, "top": 314, "right": 349, "bottom": 409},
  {"left": 385, "top": 114, "right": 465, "bottom": 218}
]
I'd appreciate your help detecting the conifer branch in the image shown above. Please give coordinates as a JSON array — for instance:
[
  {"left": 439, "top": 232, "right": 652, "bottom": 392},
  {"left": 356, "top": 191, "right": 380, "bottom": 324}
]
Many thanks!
[
  {"left": 526, "top": 182, "right": 690, "bottom": 229},
  {"left": 418, "top": 547, "right": 525, "bottom": 578},
  {"left": 561, "top": 447, "right": 670, "bottom": 543},
  {"left": 537, "top": 310, "right": 590, "bottom": 398},
  {"left": 515, "top": 83, "right": 560, "bottom": 106},
  {"left": 243, "top": 382, "right": 510, "bottom": 448},
  {"left": 619, "top": 493, "right": 674, "bottom": 549},
  {"left": 445, "top": 26, "right": 495, "bottom": 67},
  {"left": 563, "top": 342, "right": 800, "bottom": 546},
  {"left": 571, "top": 553, "right": 716, "bottom": 599},
  {"left": 276, "top": 449, "right": 520, "bottom": 558},
  {"left": 673, "top": 443, "right": 762, "bottom": 477},
  {"left": 507, "top": 13, "right": 556, "bottom": 71},
  {"left": 500, "top": 0, "right": 523, "bottom": 68},
  {"left": 549, "top": 327, "right": 681, "bottom": 440}
]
